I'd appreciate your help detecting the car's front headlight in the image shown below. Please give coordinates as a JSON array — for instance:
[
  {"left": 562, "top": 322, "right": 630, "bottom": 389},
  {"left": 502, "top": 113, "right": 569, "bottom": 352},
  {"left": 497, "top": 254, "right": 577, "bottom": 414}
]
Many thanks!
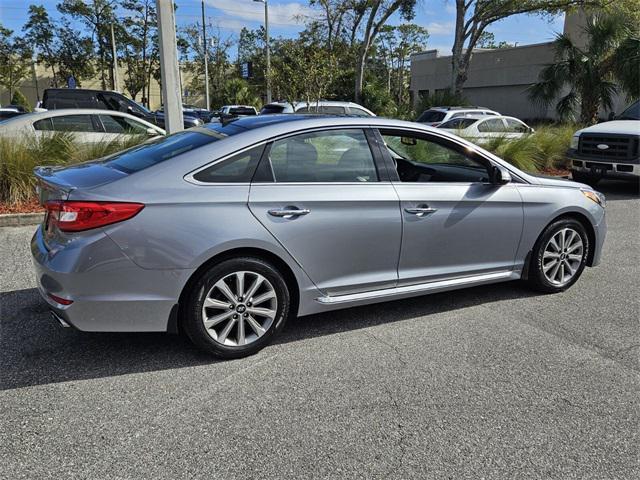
[
  {"left": 581, "top": 188, "right": 606, "bottom": 208},
  {"left": 570, "top": 135, "right": 580, "bottom": 150}
]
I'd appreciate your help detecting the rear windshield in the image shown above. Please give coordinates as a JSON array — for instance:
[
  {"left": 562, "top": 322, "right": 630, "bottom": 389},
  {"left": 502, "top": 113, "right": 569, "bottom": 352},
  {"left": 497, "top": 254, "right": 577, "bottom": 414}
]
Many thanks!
[
  {"left": 100, "top": 125, "right": 239, "bottom": 173},
  {"left": 260, "top": 105, "right": 286, "bottom": 114},
  {"left": 228, "top": 107, "right": 256, "bottom": 116},
  {"left": 417, "top": 110, "right": 446, "bottom": 122},
  {"left": 438, "top": 118, "right": 478, "bottom": 129}
]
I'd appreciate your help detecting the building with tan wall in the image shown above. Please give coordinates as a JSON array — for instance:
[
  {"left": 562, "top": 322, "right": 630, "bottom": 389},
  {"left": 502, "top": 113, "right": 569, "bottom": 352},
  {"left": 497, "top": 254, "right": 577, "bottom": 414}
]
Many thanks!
[{"left": 410, "top": 11, "right": 627, "bottom": 120}]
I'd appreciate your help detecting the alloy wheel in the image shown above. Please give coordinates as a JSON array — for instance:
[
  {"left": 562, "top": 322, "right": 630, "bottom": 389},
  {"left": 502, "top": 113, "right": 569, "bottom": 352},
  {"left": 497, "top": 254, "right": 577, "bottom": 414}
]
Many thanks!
[
  {"left": 542, "top": 228, "right": 584, "bottom": 286},
  {"left": 201, "top": 271, "right": 277, "bottom": 346}
]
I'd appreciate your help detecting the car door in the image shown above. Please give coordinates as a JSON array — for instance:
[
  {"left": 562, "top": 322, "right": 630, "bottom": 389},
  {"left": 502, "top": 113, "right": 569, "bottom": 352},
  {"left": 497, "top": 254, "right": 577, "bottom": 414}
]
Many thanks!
[
  {"left": 376, "top": 128, "right": 524, "bottom": 285},
  {"left": 248, "top": 128, "right": 402, "bottom": 296}
]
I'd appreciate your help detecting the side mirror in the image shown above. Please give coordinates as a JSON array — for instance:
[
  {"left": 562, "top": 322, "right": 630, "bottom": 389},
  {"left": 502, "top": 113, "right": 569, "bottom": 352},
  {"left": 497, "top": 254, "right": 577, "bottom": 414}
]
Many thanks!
[
  {"left": 491, "top": 165, "right": 512, "bottom": 185},
  {"left": 146, "top": 127, "right": 159, "bottom": 137}
]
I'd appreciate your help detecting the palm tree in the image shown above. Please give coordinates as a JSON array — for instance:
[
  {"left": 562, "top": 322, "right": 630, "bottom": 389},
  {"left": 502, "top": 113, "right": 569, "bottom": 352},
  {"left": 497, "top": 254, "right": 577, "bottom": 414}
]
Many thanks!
[{"left": 529, "top": 13, "right": 639, "bottom": 124}]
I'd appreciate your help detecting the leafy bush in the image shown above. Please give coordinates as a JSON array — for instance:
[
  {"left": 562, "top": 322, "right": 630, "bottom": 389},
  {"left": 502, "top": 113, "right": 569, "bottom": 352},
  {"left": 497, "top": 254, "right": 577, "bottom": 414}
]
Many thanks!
[
  {"left": 466, "top": 124, "right": 577, "bottom": 172},
  {"left": 10, "top": 90, "right": 32, "bottom": 112},
  {"left": 0, "top": 133, "right": 146, "bottom": 205},
  {"left": 415, "top": 90, "right": 469, "bottom": 117}
]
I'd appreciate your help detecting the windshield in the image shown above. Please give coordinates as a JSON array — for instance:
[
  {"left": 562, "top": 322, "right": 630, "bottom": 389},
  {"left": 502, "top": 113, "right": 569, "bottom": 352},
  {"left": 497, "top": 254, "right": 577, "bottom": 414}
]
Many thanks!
[
  {"left": 417, "top": 110, "right": 446, "bottom": 123},
  {"left": 617, "top": 101, "right": 640, "bottom": 120},
  {"left": 438, "top": 118, "right": 478, "bottom": 129}
]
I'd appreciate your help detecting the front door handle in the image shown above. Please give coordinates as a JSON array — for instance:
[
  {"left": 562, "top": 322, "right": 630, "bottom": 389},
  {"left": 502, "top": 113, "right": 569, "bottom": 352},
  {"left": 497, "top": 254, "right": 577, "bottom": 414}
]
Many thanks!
[
  {"left": 268, "top": 207, "right": 310, "bottom": 218},
  {"left": 404, "top": 205, "right": 437, "bottom": 217}
]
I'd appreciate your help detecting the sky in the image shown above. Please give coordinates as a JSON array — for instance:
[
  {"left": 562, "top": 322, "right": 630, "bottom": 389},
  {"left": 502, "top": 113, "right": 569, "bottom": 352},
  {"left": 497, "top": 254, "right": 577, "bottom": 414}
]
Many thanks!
[{"left": 0, "top": 0, "right": 566, "bottom": 56}]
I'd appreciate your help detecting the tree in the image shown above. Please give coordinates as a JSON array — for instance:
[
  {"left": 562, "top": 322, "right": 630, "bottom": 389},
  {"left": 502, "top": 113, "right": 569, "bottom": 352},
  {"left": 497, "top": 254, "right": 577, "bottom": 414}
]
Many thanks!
[
  {"left": 450, "top": 0, "right": 603, "bottom": 95},
  {"left": 121, "top": 0, "right": 157, "bottom": 102},
  {"left": 55, "top": 21, "right": 95, "bottom": 85},
  {"left": 476, "top": 31, "right": 513, "bottom": 49},
  {"left": 11, "top": 90, "right": 31, "bottom": 111},
  {"left": 353, "top": 0, "right": 417, "bottom": 103},
  {"left": 528, "top": 13, "right": 639, "bottom": 124},
  {"left": 23, "top": 5, "right": 59, "bottom": 86},
  {"left": 0, "top": 25, "right": 32, "bottom": 100},
  {"left": 58, "top": 0, "right": 118, "bottom": 90}
]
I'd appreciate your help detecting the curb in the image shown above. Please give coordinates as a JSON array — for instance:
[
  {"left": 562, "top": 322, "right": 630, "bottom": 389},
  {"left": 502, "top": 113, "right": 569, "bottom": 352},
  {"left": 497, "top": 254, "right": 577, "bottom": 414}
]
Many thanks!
[{"left": 0, "top": 212, "right": 44, "bottom": 227}]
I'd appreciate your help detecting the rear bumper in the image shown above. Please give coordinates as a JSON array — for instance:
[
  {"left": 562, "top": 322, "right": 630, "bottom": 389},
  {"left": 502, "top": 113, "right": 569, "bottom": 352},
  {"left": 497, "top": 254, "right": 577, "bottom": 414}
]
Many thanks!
[{"left": 31, "top": 226, "right": 193, "bottom": 332}]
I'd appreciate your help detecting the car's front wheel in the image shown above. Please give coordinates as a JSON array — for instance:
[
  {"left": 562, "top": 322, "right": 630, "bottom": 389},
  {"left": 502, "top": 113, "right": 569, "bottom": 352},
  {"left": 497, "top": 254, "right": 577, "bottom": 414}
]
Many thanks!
[
  {"left": 527, "top": 218, "right": 590, "bottom": 293},
  {"left": 183, "top": 257, "right": 290, "bottom": 358}
]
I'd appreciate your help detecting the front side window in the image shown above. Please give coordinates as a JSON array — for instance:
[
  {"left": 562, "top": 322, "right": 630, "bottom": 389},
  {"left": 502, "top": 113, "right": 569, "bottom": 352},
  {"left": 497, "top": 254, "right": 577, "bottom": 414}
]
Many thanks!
[
  {"left": 381, "top": 130, "right": 489, "bottom": 183},
  {"left": 505, "top": 119, "right": 529, "bottom": 133},
  {"left": 320, "top": 106, "right": 346, "bottom": 115},
  {"left": 269, "top": 129, "right": 378, "bottom": 183},
  {"left": 477, "top": 119, "right": 506, "bottom": 133},
  {"left": 439, "top": 118, "right": 478, "bottom": 130},
  {"left": 193, "top": 145, "right": 264, "bottom": 183},
  {"left": 99, "top": 114, "right": 149, "bottom": 134},
  {"left": 348, "top": 107, "right": 371, "bottom": 117},
  {"left": 51, "top": 115, "right": 97, "bottom": 132}
]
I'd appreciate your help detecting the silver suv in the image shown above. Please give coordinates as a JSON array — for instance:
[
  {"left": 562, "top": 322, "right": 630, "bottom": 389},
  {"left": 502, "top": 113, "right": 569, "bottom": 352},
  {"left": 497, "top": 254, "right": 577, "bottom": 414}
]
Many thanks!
[
  {"left": 32, "top": 115, "right": 606, "bottom": 359},
  {"left": 417, "top": 106, "right": 500, "bottom": 126}
]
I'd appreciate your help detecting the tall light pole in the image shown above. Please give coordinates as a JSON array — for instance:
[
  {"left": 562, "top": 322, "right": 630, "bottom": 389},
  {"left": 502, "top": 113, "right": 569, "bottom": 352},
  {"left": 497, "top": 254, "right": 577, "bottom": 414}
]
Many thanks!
[
  {"left": 253, "top": 0, "right": 271, "bottom": 104},
  {"left": 201, "top": 0, "right": 210, "bottom": 109},
  {"left": 156, "top": 0, "right": 184, "bottom": 133},
  {"left": 110, "top": 23, "right": 119, "bottom": 91}
]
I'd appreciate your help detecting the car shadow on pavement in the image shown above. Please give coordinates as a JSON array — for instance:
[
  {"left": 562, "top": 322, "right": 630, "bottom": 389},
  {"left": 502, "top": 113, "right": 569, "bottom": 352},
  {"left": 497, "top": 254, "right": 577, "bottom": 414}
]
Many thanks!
[
  {"left": 594, "top": 179, "right": 639, "bottom": 201},
  {"left": 1, "top": 281, "right": 541, "bottom": 391}
]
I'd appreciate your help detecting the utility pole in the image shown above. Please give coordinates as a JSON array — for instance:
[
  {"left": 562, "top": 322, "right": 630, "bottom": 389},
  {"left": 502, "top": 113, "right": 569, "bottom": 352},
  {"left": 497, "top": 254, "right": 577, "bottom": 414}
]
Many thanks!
[
  {"left": 110, "top": 23, "right": 119, "bottom": 91},
  {"left": 201, "top": 0, "right": 210, "bottom": 110},
  {"left": 253, "top": 0, "right": 271, "bottom": 103},
  {"left": 156, "top": 0, "right": 184, "bottom": 133}
]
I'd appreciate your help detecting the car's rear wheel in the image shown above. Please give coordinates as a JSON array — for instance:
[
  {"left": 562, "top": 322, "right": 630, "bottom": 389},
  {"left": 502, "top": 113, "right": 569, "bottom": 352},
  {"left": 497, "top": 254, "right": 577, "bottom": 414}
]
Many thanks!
[
  {"left": 571, "top": 170, "right": 600, "bottom": 187},
  {"left": 527, "top": 218, "right": 590, "bottom": 293},
  {"left": 183, "top": 257, "right": 290, "bottom": 358}
]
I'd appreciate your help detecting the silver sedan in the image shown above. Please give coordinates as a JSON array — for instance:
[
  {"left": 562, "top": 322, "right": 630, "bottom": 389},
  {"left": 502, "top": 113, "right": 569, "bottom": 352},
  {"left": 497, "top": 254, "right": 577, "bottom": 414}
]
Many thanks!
[{"left": 32, "top": 115, "right": 606, "bottom": 358}]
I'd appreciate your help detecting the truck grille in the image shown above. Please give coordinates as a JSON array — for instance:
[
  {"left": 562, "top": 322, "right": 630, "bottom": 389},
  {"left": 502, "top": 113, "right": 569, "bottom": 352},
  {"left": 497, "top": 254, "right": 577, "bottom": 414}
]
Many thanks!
[{"left": 578, "top": 134, "right": 639, "bottom": 163}]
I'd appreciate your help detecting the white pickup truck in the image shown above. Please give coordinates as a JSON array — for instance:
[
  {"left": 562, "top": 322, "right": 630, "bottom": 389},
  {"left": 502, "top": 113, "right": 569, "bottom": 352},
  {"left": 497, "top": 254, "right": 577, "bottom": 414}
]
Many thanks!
[{"left": 568, "top": 101, "right": 640, "bottom": 186}]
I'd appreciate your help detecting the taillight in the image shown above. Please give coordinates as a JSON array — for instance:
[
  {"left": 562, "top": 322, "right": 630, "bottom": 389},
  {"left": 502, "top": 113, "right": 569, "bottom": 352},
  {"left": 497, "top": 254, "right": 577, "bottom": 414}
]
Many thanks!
[
  {"left": 47, "top": 292, "right": 73, "bottom": 305},
  {"left": 45, "top": 201, "right": 144, "bottom": 232}
]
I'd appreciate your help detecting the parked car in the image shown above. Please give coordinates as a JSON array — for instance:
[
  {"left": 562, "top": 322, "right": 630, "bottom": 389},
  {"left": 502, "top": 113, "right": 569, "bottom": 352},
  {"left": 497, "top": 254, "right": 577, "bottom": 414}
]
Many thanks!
[
  {"left": 438, "top": 115, "right": 534, "bottom": 143},
  {"left": 0, "top": 108, "right": 25, "bottom": 122},
  {"left": 32, "top": 115, "right": 606, "bottom": 359},
  {"left": 416, "top": 106, "right": 500, "bottom": 126},
  {"left": 568, "top": 104, "right": 640, "bottom": 186},
  {"left": 218, "top": 105, "right": 258, "bottom": 124},
  {"left": 260, "top": 100, "right": 375, "bottom": 117},
  {"left": 41, "top": 88, "right": 202, "bottom": 130},
  {"left": 0, "top": 109, "right": 165, "bottom": 143},
  {"left": 159, "top": 104, "right": 216, "bottom": 123}
]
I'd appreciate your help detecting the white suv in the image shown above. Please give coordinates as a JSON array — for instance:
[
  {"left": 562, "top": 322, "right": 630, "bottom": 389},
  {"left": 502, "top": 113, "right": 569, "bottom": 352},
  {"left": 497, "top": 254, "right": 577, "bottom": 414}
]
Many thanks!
[
  {"left": 260, "top": 101, "right": 375, "bottom": 117},
  {"left": 417, "top": 106, "right": 500, "bottom": 126}
]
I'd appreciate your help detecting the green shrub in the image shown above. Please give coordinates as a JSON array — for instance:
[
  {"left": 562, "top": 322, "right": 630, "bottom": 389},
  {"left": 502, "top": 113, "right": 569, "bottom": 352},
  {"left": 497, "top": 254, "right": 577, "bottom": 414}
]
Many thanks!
[
  {"left": 0, "top": 133, "right": 147, "bottom": 205},
  {"left": 10, "top": 90, "right": 32, "bottom": 112},
  {"left": 416, "top": 90, "right": 469, "bottom": 118},
  {"left": 464, "top": 124, "right": 578, "bottom": 172}
]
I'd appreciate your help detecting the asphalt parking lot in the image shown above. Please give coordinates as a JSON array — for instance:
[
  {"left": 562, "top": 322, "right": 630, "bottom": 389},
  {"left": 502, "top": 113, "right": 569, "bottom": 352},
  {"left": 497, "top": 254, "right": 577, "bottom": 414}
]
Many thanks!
[{"left": 1, "top": 180, "right": 638, "bottom": 479}]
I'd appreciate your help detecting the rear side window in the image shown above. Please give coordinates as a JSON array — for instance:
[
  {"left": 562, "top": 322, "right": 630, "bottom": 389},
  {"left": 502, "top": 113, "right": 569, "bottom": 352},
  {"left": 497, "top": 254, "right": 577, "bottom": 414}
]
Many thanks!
[
  {"left": 102, "top": 130, "right": 225, "bottom": 174},
  {"left": 439, "top": 118, "right": 478, "bottom": 129},
  {"left": 193, "top": 145, "right": 264, "bottom": 183},
  {"left": 99, "top": 114, "right": 149, "bottom": 134},
  {"left": 51, "top": 115, "right": 98, "bottom": 132},
  {"left": 348, "top": 107, "right": 372, "bottom": 117},
  {"left": 33, "top": 118, "right": 54, "bottom": 131},
  {"left": 320, "top": 106, "right": 346, "bottom": 114}
]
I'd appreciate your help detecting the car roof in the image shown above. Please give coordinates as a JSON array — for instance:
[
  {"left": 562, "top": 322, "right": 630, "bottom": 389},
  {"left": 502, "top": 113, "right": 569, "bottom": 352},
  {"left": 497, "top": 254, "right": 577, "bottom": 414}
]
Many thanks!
[{"left": 429, "top": 106, "right": 494, "bottom": 111}]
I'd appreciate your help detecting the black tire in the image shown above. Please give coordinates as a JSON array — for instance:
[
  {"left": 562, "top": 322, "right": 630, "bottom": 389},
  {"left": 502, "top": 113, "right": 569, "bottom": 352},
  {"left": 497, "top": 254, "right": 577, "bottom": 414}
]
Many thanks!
[
  {"left": 571, "top": 170, "right": 600, "bottom": 187},
  {"left": 183, "top": 257, "right": 290, "bottom": 359},
  {"left": 527, "top": 218, "right": 590, "bottom": 293}
]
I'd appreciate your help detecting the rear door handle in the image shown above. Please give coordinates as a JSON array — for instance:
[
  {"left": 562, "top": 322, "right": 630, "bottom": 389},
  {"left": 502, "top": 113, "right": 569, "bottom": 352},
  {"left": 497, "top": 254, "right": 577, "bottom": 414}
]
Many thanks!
[
  {"left": 404, "top": 205, "right": 437, "bottom": 217},
  {"left": 268, "top": 208, "right": 310, "bottom": 218}
]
